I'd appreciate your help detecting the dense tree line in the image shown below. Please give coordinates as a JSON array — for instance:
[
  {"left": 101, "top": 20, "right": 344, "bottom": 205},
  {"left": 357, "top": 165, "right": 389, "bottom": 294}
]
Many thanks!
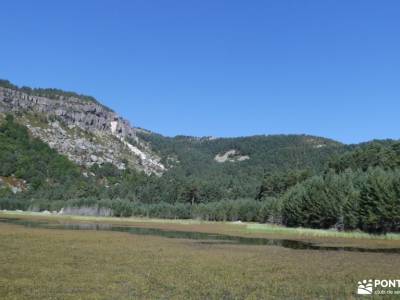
[
  {"left": 1, "top": 197, "right": 280, "bottom": 222},
  {"left": 256, "top": 169, "right": 312, "bottom": 199},
  {"left": 281, "top": 142, "right": 400, "bottom": 233}
]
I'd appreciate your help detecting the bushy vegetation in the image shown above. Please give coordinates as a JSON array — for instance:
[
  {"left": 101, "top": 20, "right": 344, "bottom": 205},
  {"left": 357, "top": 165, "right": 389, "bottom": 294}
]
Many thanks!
[{"left": 27, "top": 198, "right": 279, "bottom": 222}]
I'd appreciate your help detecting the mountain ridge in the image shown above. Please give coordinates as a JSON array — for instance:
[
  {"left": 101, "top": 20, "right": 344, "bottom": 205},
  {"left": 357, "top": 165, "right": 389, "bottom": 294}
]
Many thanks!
[
  {"left": 1, "top": 78, "right": 346, "bottom": 143},
  {"left": 1, "top": 79, "right": 399, "bottom": 234},
  {"left": 0, "top": 80, "right": 165, "bottom": 175},
  {"left": 0, "top": 79, "right": 345, "bottom": 177}
]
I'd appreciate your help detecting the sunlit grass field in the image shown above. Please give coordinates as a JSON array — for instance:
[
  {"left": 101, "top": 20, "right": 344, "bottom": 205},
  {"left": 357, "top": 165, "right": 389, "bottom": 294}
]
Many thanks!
[{"left": 1, "top": 211, "right": 400, "bottom": 299}]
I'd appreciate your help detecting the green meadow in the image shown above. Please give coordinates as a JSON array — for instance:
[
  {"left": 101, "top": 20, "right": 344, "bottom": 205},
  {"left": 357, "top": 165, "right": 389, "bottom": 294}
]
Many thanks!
[{"left": 1, "top": 211, "right": 400, "bottom": 299}]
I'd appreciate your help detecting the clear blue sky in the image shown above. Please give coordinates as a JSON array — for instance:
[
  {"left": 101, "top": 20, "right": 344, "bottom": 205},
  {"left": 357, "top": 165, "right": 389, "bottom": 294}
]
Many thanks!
[{"left": 1, "top": 0, "right": 399, "bottom": 144}]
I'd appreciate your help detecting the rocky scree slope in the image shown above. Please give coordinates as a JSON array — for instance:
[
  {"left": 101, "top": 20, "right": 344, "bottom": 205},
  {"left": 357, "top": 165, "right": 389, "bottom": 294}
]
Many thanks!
[{"left": 0, "top": 84, "right": 164, "bottom": 175}]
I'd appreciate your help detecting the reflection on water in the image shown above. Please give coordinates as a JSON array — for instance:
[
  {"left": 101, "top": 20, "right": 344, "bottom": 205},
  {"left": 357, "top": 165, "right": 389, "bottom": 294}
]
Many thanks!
[{"left": 0, "top": 218, "right": 399, "bottom": 254}]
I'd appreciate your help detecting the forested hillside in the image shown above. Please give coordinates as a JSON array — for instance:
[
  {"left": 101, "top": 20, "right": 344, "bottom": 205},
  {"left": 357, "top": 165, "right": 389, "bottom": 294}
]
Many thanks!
[
  {"left": 0, "top": 79, "right": 399, "bottom": 233},
  {"left": 1, "top": 112, "right": 399, "bottom": 233},
  {"left": 136, "top": 131, "right": 344, "bottom": 200},
  {"left": 0, "top": 115, "right": 344, "bottom": 203}
]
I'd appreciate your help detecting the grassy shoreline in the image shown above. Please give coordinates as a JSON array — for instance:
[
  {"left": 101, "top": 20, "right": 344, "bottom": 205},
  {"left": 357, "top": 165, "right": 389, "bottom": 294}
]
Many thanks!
[
  {"left": 1, "top": 213, "right": 400, "bottom": 299},
  {"left": 1, "top": 210, "right": 399, "bottom": 241},
  {"left": 1, "top": 210, "right": 400, "bottom": 299}
]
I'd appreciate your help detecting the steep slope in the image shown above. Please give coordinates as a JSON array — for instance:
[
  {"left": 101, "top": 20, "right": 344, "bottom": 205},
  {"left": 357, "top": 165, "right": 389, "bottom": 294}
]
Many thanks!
[
  {"left": 0, "top": 115, "right": 87, "bottom": 201},
  {"left": 0, "top": 80, "right": 164, "bottom": 175},
  {"left": 0, "top": 79, "right": 346, "bottom": 205}
]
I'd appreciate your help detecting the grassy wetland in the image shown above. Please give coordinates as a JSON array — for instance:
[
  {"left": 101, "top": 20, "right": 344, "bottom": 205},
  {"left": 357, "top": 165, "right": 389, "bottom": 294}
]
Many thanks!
[{"left": 1, "top": 212, "right": 400, "bottom": 299}]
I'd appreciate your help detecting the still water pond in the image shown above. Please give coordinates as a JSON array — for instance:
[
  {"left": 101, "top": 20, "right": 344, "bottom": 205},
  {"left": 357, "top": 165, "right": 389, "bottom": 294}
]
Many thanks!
[{"left": 0, "top": 217, "right": 399, "bottom": 254}]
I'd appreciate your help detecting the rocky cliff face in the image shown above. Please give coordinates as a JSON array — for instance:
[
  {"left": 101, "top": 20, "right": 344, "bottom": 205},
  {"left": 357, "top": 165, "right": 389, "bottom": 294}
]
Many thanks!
[
  {"left": 0, "top": 87, "right": 165, "bottom": 175},
  {"left": 0, "top": 87, "right": 135, "bottom": 137}
]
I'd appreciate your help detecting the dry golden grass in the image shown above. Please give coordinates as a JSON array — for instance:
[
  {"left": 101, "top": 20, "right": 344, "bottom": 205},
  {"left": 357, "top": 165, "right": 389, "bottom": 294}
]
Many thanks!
[{"left": 1, "top": 215, "right": 400, "bottom": 299}]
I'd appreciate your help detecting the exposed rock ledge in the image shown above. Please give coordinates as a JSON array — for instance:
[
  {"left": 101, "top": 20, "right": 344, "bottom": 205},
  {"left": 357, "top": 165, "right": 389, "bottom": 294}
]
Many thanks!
[
  {"left": 214, "top": 150, "right": 250, "bottom": 163},
  {"left": 0, "top": 87, "right": 165, "bottom": 175}
]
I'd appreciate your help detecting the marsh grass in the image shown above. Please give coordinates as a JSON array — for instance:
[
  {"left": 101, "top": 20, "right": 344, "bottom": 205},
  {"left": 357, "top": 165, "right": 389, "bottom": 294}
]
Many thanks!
[
  {"left": 0, "top": 211, "right": 209, "bottom": 226},
  {"left": 2, "top": 210, "right": 399, "bottom": 241},
  {"left": 245, "top": 223, "right": 400, "bottom": 240},
  {"left": 1, "top": 221, "right": 400, "bottom": 299}
]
